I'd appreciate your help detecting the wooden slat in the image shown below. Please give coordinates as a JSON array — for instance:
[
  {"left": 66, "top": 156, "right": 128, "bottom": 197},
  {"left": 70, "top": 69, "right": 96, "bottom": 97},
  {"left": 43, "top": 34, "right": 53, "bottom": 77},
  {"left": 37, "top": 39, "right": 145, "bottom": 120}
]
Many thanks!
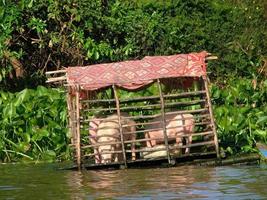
[
  {"left": 157, "top": 79, "right": 171, "bottom": 164},
  {"left": 205, "top": 56, "right": 218, "bottom": 60},
  {"left": 123, "top": 131, "right": 214, "bottom": 144},
  {"left": 81, "top": 113, "right": 211, "bottom": 124},
  {"left": 120, "top": 109, "right": 209, "bottom": 120},
  {"left": 81, "top": 99, "right": 206, "bottom": 112},
  {"left": 75, "top": 88, "right": 81, "bottom": 169},
  {"left": 81, "top": 90, "right": 206, "bottom": 104},
  {"left": 45, "top": 69, "right": 66, "bottom": 75},
  {"left": 123, "top": 141, "right": 214, "bottom": 153},
  {"left": 163, "top": 91, "right": 206, "bottom": 99},
  {"left": 120, "top": 114, "right": 210, "bottom": 128},
  {"left": 83, "top": 150, "right": 123, "bottom": 157},
  {"left": 81, "top": 98, "right": 116, "bottom": 103},
  {"left": 113, "top": 84, "right": 127, "bottom": 168},
  {"left": 46, "top": 76, "right": 66, "bottom": 83},
  {"left": 82, "top": 130, "right": 214, "bottom": 149},
  {"left": 170, "top": 140, "right": 215, "bottom": 149},
  {"left": 202, "top": 76, "right": 220, "bottom": 158}
]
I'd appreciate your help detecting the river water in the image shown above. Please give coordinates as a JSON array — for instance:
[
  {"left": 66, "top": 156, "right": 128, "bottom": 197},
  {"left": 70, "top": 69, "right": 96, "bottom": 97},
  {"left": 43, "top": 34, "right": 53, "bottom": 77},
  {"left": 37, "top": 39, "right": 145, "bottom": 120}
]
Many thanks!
[{"left": 0, "top": 163, "right": 266, "bottom": 199}]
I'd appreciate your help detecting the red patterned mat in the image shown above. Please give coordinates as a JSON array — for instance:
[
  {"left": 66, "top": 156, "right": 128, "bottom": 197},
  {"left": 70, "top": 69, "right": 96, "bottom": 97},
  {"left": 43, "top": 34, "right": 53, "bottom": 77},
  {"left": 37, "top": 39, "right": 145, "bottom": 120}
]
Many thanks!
[{"left": 66, "top": 51, "right": 207, "bottom": 91}]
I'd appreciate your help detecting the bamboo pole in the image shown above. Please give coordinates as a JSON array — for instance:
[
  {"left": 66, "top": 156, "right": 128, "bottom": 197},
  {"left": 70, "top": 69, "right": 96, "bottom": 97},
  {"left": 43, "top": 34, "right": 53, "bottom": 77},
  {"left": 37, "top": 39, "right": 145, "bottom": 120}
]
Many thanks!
[
  {"left": 66, "top": 87, "right": 75, "bottom": 147},
  {"left": 157, "top": 79, "right": 171, "bottom": 164},
  {"left": 84, "top": 143, "right": 217, "bottom": 160},
  {"left": 163, "top": 90, "right": 206, "bottom": 99},
  {"left": 81, "top": 108, "right": 210, "bottom": 123},
  {"left": 114, "top": 108, "right": 209, "bottom": 121},
  {"left": 46, "top": 76, "right": 66, "bottom": 83},
  {"left": 75, "top": 86, "right": 82, "bottom": 169},
  {"left": 170, "top": 140, "right": 214, "bottom": 149},
  {"left": 205, "top": 56, "right": 218, "bottom": 60},
  {"left": 81, "top": 90, "right": 206, "bottom": 104},
  {"left": 81, "top": 98, "right": 116, "bottom": 103},
  {"left": 82, "top": 130, "right": 214, "bottom": 149},
  {"left": 82, "top": 99, "right": 206, "bottom": 112},
  {"left": 82, "top": 113, "right": 211, "bottom": 124},
  {"left": 121, "top": 121, "right": 212, "bottom": 135},
  {"left": 112, "top": 85, "right": 127, "bottom": 168},
  {"left": 45, "top": 69, "right": 66, "bottom": 75},
  {"left": 86, "top": 120, "right": 211, "bottom": 133},
  {"left": 202, "top": 76, "right": 220, "bottom": 158},
  {"left": 83, "top": 153, "right": 260, "bottom": 168},
  {"left": 125, "top": 151, "right": 217, "bottom": 163},
  {"left": 121, "top": 117, "right": 210, "bottom": 129},
  {"left": 122, "top": 141, "right": 214, "bottom": 153}
]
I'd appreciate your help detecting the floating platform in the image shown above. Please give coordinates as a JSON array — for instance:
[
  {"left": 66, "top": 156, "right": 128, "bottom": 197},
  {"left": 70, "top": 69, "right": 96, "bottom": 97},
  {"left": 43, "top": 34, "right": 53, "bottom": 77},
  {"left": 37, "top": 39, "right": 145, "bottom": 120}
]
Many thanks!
[{"left": 63, "top": 153, "right": 262, "bottom": 171}]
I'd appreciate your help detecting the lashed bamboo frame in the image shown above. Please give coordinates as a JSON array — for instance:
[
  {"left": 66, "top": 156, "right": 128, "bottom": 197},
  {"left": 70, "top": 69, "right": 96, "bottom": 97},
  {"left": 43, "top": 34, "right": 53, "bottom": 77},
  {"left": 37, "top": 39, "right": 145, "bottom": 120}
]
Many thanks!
[
  {"left": 77, "top": 83, "right": 219, "bottom": 166},
  {"left": 48, "top": 56, "right": 220, "bottom": 169}
]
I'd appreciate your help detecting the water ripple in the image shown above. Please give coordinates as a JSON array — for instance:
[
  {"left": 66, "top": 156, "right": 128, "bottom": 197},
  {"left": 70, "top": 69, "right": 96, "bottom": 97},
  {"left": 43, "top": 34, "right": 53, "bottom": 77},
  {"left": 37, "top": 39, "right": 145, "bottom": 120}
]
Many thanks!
[{"left": 0, "top": 163, "right": 266, "bottom": 199}]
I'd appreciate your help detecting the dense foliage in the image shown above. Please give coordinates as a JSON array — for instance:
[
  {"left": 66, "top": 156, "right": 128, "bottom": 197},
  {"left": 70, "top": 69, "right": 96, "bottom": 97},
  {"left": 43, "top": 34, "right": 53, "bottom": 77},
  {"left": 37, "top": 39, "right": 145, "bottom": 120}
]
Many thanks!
[
  {"left": 0, "top": 86, "right": 69, "bottom": 162},
  {"left": 212, "top": 78, "right": 267, "bottom": 155},
  {"left": 0, "top": 0, "right": 266, "bottom": 161},
  {"left": 0, "top": 0, "right": 266, "bottom": 90}
]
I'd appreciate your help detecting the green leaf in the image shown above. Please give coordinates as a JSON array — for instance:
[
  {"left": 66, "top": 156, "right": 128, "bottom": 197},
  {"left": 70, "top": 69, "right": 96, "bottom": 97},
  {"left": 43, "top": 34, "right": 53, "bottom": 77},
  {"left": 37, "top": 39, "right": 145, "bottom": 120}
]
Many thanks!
[
  {"left": 3, "top": 102, "right": 17, "bottom": 118},
  {"left": 32, "top": 128, "right": 50, "bottom": 141},
  {"left": 226, "top": 146, "right": 234, "bottom": 155},
  {"left": 28, "top": 0, "right": 33, "bottom": 8},
  {"left": 14, "top": 89, "right": 30, "bottom": 106},
  {"left": 256, "top": 116, "right": 267, "bottom": 125}
]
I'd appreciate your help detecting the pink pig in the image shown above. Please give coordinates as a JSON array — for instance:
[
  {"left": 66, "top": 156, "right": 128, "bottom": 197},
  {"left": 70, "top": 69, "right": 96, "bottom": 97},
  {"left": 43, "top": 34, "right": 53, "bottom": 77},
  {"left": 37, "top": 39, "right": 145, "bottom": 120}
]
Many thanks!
[
  {"left": 90, "top": 113, "right": 136, "bottom": 164},
  {"left": 145, "top": 113, "right": 195, "bottom": 154}
]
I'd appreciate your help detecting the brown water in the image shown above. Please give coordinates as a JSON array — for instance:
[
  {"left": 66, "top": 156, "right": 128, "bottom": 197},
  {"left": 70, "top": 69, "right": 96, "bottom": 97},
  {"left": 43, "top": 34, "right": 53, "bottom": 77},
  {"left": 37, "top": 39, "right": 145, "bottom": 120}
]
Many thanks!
[{"left": 0, "top": 163, "right": 266, "bottom": 199}]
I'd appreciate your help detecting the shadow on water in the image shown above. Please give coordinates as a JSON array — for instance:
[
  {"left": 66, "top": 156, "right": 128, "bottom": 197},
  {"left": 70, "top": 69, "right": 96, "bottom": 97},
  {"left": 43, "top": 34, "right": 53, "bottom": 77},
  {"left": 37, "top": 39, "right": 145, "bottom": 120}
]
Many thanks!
[{"left": 0, "top": 163, "right": 267, "bottom": 199}]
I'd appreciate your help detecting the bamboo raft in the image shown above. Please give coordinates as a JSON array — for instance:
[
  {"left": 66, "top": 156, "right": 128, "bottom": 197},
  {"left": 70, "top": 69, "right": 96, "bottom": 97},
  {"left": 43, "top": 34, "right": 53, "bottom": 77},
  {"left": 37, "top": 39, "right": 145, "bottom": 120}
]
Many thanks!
[
  {"left": 61, "top": 153, "right": 261, "bottom": 170},
  {"left": 46, "top": 51, "right": 223, "bottom": 170}
]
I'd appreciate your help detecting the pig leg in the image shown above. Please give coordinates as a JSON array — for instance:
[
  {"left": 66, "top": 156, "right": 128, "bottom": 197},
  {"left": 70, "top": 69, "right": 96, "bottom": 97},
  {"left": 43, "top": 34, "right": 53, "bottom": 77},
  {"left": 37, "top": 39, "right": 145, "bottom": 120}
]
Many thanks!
[
  {"left": 131, "top": 135, "right": 136, "bottom": 160},
  {"left": 184, "top": 135, "right": 192, "bottom": 154},
  {"left": 112, "top": 145, "right": 118, "bottom": 163},
  {"left": 175, "top": 136, "right": 183, "bottom": 154},
  {"left": 185, "top": 120, "right": 194, "bottom": 154},
  {"left": 130, "top": 126, "right": 136, "bottom": 160},
  {"left": 145, "top": 132, "right": 157, "bottom": 148},
  {"left": 92, "top": 137, "right": 101, "bottom": 163}
]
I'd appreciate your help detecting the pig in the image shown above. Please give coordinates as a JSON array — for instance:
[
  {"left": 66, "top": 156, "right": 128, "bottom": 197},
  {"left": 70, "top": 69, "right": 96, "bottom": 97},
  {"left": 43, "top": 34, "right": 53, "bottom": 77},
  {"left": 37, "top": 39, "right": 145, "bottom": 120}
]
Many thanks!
[
  {"left": 145, "top": 113, "right": 195, "bottom": 154},
  {"left": 95, "top": 113, "right": 136, "bottom": 164}
]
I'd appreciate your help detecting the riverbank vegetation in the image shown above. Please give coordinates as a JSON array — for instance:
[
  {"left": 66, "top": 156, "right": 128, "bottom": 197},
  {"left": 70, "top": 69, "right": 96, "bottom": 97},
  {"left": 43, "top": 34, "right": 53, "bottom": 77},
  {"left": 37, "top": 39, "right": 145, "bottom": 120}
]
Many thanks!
[{"left": 0, "top": 0, "right": 266, "bottom": 162}]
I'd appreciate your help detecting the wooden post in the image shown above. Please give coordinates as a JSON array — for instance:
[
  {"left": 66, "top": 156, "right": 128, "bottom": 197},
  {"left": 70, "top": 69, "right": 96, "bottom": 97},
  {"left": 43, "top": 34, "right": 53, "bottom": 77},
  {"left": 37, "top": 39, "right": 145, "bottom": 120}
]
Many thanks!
[
  {"left": 67, "top": 87, "right": 75, "bottom": 146},
  {"left": 75, "top": 85, "right": 82, "bottom": 169},
  {"left": 202, "top": 76, "right": 220, "bottom": 158},
  {"left": 157, "top": 79, "right": 171, "bottom": 164},
  {"left": 112, "top": 84, "right": 127, "bottom": 168}
]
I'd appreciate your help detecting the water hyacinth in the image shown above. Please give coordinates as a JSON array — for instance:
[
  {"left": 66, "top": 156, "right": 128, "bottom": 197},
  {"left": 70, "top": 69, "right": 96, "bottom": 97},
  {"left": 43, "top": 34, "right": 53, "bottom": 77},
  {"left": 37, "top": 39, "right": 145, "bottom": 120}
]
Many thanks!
[{"left": 0, "top": 86, "right": 70, "bottom": 162}]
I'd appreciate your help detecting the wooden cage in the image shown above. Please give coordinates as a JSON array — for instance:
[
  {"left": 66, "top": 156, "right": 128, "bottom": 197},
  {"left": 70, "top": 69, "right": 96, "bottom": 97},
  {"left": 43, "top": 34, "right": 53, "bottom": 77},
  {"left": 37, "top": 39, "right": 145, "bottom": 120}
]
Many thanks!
[{"left": 46, "top": 51, "right": 219, "bottom": 169}]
